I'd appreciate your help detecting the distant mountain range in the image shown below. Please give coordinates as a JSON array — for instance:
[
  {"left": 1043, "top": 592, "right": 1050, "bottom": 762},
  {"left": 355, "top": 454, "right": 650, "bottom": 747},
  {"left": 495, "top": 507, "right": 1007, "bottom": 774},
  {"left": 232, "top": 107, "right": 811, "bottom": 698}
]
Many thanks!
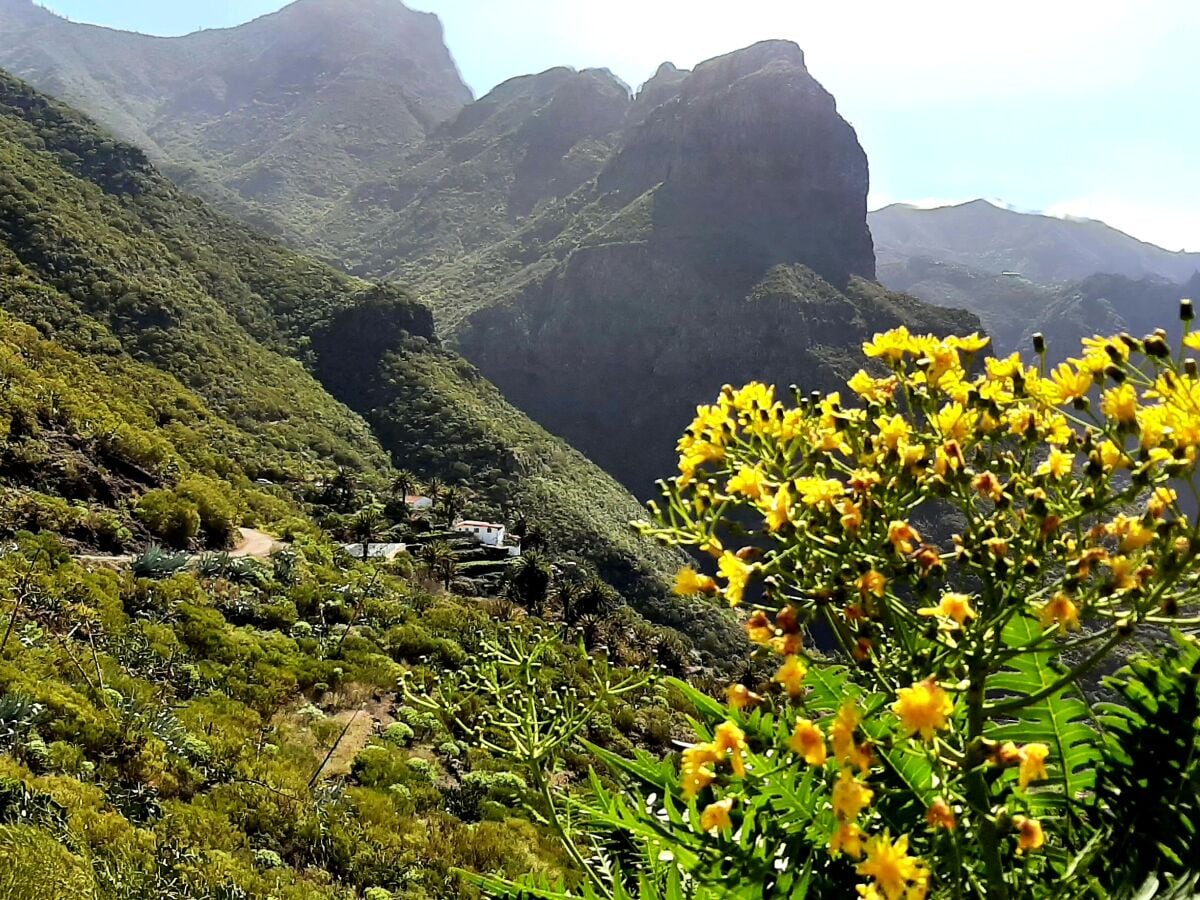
[
  {"left": 870, "top": 199, "right": 1200, "bottom": 284},
  {"left": 11, "top": 0, "right": 1189, "bottom": 499},
  {"left": 870, "top": 200, "right": 1200, "bottom": 361},
  {"left": 0, "top": 1, "right": 982, "bottom": 499},
  {"left": 0, "top": 67, "right": 752, "bottom": 655}
]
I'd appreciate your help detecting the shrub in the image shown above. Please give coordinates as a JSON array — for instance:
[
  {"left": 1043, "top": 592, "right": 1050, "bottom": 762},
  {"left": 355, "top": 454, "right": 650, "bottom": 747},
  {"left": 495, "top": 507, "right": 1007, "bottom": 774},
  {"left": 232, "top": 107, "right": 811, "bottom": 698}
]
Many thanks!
[
  {"left": 382, "top": 722, "right": 414, "bottom": 747},
  {"left": 134, "top": 489, "right": 199, "bottom": 548},
  {"left": 464, "top": 325, "right": 1200, "bottom": 900},
  {"left": 177, "top": 474, "right": 240, "bottom": 548}
]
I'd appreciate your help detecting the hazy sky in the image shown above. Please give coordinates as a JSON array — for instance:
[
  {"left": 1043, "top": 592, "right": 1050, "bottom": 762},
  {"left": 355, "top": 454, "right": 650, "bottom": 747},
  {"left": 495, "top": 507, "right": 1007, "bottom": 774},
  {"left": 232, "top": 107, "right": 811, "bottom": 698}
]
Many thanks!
[{"left": 37, "top": 0, "right": 1200, "bottom": 251}]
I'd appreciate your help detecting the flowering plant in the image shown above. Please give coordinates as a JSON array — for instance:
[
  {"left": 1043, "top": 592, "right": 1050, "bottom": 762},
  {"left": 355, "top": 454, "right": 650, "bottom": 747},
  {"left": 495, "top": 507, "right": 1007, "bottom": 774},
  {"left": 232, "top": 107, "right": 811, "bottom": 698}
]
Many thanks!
[{"left": 469, "top": 313, "right": 1200, "bottom": 899}]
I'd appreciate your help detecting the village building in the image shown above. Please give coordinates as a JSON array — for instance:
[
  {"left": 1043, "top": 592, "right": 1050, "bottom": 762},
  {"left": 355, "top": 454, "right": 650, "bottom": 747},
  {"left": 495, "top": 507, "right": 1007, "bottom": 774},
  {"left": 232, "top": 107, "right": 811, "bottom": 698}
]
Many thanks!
[{"left": 454, "top": 520, "right": 521, "bottom": 556}]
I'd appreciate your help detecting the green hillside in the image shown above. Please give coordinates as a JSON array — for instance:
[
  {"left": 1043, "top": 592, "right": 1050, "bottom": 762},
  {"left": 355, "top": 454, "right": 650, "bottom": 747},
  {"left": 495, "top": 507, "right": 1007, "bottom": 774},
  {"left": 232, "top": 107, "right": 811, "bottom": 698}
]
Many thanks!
[{"left": 0, "top": 69, "right": 739, "bottom": 655}]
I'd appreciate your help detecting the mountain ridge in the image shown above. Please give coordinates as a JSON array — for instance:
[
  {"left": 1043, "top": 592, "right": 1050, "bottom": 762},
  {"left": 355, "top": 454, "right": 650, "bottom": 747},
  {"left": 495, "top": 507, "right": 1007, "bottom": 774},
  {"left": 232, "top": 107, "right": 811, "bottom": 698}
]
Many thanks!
[
  {"left": 870, "top": 198, "right": 1200, "bottom": 284},
  {"left": 0, "top": 0, "right": 473, "bottom": 236}
]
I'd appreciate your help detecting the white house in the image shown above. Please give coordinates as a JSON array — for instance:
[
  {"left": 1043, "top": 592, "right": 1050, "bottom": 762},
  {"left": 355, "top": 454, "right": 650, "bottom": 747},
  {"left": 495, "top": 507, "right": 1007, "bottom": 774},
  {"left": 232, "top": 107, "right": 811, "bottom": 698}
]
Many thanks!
[
  {"left": 454, "top": 520, "right": 522, "bottom": 555},
  {"left": 454, "top": 520, "right": 507, "bottom": 547},
  {"left": 405, "top": 495, "right": 434, "bottom": 511}
]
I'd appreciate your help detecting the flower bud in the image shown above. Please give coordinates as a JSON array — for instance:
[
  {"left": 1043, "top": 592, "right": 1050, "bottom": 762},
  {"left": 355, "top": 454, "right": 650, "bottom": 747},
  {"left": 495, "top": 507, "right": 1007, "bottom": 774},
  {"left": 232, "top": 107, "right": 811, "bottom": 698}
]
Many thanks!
[{"left": 1182, "top": 298, "right": 1195, "bottom": 321}]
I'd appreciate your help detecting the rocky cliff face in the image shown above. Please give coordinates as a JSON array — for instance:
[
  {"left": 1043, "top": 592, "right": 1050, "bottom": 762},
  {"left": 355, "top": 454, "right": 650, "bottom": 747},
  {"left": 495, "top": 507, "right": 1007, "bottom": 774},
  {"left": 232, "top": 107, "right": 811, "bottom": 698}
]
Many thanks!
[
  {"left": 438, "top": 43, "right": 962, "bottom": 496},
  {"left": 599, "top": 40, "right": 874, "bottom": 288},
  {"left": 0, "top": 0, "right": 472, "bottom": 235}
]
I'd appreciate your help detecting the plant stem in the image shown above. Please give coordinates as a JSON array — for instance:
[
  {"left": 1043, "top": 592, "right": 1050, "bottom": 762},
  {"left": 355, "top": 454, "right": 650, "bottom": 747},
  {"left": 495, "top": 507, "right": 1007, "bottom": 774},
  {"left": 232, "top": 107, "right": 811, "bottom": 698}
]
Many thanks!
[{"left": 965, "top": 658, "right": 1008, "bottom": 899}]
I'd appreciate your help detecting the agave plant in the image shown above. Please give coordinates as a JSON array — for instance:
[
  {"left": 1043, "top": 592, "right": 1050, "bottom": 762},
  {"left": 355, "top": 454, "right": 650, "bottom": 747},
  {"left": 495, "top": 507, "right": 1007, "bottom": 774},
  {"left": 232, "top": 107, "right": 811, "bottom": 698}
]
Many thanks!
[{"left": 131, "top": 545, "right": 190, "bottom": 580}]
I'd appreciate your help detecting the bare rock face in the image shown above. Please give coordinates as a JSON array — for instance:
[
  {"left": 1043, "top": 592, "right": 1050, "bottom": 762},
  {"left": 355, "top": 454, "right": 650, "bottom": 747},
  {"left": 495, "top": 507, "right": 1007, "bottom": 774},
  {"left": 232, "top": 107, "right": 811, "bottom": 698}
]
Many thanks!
[
  {"left": 452, "top": 43, "right": 962, "bottom": 496},
  {"left": 601, "top": 40, "right": 876, "bottom": 288}
]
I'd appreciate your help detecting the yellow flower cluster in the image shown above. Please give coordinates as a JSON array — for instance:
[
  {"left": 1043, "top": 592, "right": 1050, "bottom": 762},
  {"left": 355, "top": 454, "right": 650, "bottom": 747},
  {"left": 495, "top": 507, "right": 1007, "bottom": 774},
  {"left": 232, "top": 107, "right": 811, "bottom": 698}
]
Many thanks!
[
  {"left": 653, "top": 321, "right": 1200, "bottom": 891},
  {"left": 681, "top": 721, "right": 748, "bottom": 799}
]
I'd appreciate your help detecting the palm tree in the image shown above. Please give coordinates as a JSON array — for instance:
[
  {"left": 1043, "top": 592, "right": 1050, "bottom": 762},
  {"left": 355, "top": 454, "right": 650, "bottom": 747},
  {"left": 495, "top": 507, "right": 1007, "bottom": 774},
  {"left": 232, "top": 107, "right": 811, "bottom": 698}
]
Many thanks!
[
  {"left": 555, "top": 577, "right": 580, "bottom": 627},
  {"left": 571, "top": 576, "right": 620, "bottom": 626},
  {"left": 390, "top": 469, "right": 420, "bottom": 507},
  {"left": 520, "top": 523, "right": 546, "bottom": 552},
  {"left": 438, "top": 485, "right": 469, "bottom": 528},
  {"left": 425, "top": 476, "right": 444, "bottom": 511},
  {"left": 328, "top": 467, "right": 357, "bottom": 511},
  {"left": 509, "top": 551, "right": 552, "bottom": 617},
  {"left": 350, "top": 507, "right": 384, "bottom": 561},
  {"left": 419, "top": 540, "right": 457, "bottom": 589}
]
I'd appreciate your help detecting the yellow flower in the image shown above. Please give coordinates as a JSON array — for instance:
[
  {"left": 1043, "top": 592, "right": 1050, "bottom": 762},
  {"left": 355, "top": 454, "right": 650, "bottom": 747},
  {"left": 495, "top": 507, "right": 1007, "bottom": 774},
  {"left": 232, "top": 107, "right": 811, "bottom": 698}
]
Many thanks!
[
  {"left": 933, "top": 440, "right": 966, "bottom": 477},
  {"left": 713, "top": 721, "right": 748, "bottom": 777},
  {"left": 1185, "top": 331, "right": 1200, "bottom": 351},
  {"left": 887, "top": 520, "right": 921, "bottom": 555},
  {"left": 1101, "top": 383, "right": 1138, "bottom": 425},
  {"left": 1018, "top": 743, "right": 1050, "bottom": 789},
  {"left": 1082, "top": 334, "right": 1129, "bottom": 363},
  {"left": 856, "top": 569, "right": 886, "bottom": 598},
  {"left": 849, "top": 468, "right": 882, "bottom": 494},
  {"left": 1036, "top": 446, "right": 1074, "bottom": 480},
  {"left": 700, "top": 797, "right": 734, "bottom": 833},
  {"left": 972, "top": 471, "right": 1005, "bottom": 502},
  {"left": 874, "top": 414, "right": 911, "bottom": 452},
  {"left": 794, "top": 476, "right": 845, "bottom": 507},
  {"left": 717, "top": 553, "right": 755, "bottom": 606},
  {"left": 744, "top": 610, "right": 773, "bottom": 646},
  {"left": 838, "top": 499, "right": 864, "bottom": 532},
  {"left": 1046, "top": 361, "right": 1093, "bottom": 404},
  {"left": 680, "top": 744, "right": 718, "bottom": 798},
  {"left": 933, "top": 401, "right": 978, "bottom": 442},
  {"left": 856, "top": 832, "right": 929, "bottom": 900},
  {"left": 892, "top": 680, "right": 954, "bottom": 742},
  {"left": 729, "top": 382, "right": 775, "bottom": 412},
  {"left": 1105, "top": 554, "right": 1145, "bottom": 592},
  {"left": 948, "top": 332, "right": 990, "bottom": 353},
  {"left": 831, "top": 702, "right": 872, "bottom": 773},
  {"left": 1037, "top": 593, "right": 1081, "bottom": 631},
  {"left": 725, "top": 683, "right": 762, "bottom": 711},
  {"left": 763, "top": 481, "right": 793, "bottom": 532},
  {"left": 863, "top": 326, "right": 916, "bottom": 362},
  {"left": 832, "top": 768, "right": 874, "bottom": 821},
  {"left": 775, "top": 655, "right": 807, "bottom": 697},
  {"left": 674, "top": 567, "right": 716, "bottom": 596},
  {"left": 1098, "top": 439, "right": 1130, "bottom": 470},
  {"left": 848, "top": 369, "right": 899, "bottom": 403},
  {"left": 1107, "top": 515, "right": 1155, "bottom": 552},
  {"left": 726, "top": 465, "right": 769, "bottom": 500},
  {"left": 830, "top": 821, "right": 864, "bottom": 859},
  {"left": 918, "top": 591, "right": 977, "bottom": 626},
  {"left": 987, "top": 352, "right": 1024, "bottom": 379},
  {"left": 1148, "top": 486, "right": 1176, "bottom": 518},
  {"left": 1013, "top": 816, "right": 1045, "bottom": 854},
  {"left": 925, "top": 798, "right": 956, "bottom": 831},
  {"left": 789, "top": 719, "right": 827, "bottom": 766}
]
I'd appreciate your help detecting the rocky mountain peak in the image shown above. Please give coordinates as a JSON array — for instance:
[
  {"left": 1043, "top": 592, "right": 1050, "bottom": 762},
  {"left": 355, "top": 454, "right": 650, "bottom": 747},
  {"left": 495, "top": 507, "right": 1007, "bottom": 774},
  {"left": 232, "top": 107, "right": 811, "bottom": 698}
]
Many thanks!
[{"left": 600, "top": 39, "right": 875, "bottom": 287}]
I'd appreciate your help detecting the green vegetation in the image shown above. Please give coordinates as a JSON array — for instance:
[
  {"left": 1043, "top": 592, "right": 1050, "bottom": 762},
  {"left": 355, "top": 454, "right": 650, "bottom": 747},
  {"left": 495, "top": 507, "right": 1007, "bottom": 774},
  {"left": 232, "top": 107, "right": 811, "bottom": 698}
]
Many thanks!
[
  {"left": 0, "top": 528, "right": 698, "bottom": 899},
  {"left": 0, "top": 68, "right": 719, "bottom": 652},
  {"left": 472, "top": 326, "right": 1200, "bottom": 898}
]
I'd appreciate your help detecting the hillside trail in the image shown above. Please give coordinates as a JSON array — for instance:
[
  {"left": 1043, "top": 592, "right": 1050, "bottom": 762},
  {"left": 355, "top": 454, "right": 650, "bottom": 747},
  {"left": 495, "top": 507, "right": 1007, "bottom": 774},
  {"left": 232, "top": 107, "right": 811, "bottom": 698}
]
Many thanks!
[{"left": 76, "top": 527, "right": 283, "bottom": 566}]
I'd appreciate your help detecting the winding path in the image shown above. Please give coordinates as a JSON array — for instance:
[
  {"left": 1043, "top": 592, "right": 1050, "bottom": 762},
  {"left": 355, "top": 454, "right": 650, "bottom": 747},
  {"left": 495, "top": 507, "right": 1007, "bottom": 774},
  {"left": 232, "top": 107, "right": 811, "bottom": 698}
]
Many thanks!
[{"left": 76, "top": 527, "right": 284, "bottom": 566}]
